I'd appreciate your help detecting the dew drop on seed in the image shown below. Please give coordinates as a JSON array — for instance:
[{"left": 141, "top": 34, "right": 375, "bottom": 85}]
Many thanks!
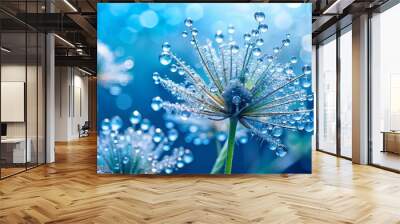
[
  {"left": 191, "top": 28, "right": 198, "bottom": 36},
  {"left": 170, "top": 64, "right": 178, "bottom": 73},
  {"left": 258, "top": 23, "right": 268, "bottom": 32},
  {"left": 184, "top": 18, "right": 193, "bottom": 27},
  {"left": 162, "top": 42, "right": 171, "bottom": 52},
  {"left": 272, "top": 126, "right": 283, "bottom": 137},
  {"left": 153, "top": 128, "right": 163, "bottom": 143},
  {"left": 254, "top": 12, "right": 265, "bottom": 22},
  {"left": 256, "top": 38, "right": 264, "bottom": 46},
  {"left": 181, "top": 111, "right": 190, "bottom": 120},
  {"left": 159, "top": 52, "right": 172, "bottom": 65},
  {"left": 243, "top": 33, "right": 251, "bottom": 41},
  {"left": 228, "top": 24, "right": 235, "bottom": 34},
  {"left": 152, "top": 72, "right": 160, "bottom": 84},
  {"left": 215, "top": 30, "right": 224, "bottom": 43},
  {"left": 252, "top": 48, "right": 262, "bottom": 57},
  {"left": 232, "top": 95, "right": 241, "bottom": 105},
  {"left": 151, "top": 96, "right": 163, "bottom": 111},
  {"left": 302, "top": 65, "right": 311, "bottom": 75},
  {"left": 231, "top": 45, "right": 239, "bottom": 54},
  {"left": 130, "top": 110, "right": 142, "bottom": 125},
  {"left": 275, "top": 147, "right": 287, "bottom": 157},
  {"left": 110, "top": 116, "right": 122, "bottom": 131}
]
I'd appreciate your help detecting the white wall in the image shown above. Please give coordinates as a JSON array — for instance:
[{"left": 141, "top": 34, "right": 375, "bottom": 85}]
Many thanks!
[
  {"left": 55, "top": 67, "right": 89, "bottom": 141},
  {"left": 312, "top": 45, "right": 317, "bottom": 150}
]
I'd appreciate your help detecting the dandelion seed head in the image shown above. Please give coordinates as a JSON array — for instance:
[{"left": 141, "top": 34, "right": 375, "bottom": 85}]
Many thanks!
[
  {"left": 153, "top": 11, "right": 314, "bottom": 157},
  {"left": 98, "top": 111, "right": 193, "bottom": 174}
]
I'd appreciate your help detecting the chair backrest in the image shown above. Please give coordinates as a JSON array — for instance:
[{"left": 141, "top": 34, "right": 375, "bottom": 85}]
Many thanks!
[{"left": 82, "top": 121, "right": 90, "bottom": 129}]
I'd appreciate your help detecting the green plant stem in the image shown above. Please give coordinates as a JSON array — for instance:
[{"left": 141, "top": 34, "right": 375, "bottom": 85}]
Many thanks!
[{"left": 224, "top": 118, "right": 238, "bottom": 174}]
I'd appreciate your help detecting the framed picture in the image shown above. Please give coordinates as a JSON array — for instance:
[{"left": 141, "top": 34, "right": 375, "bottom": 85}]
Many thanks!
[{"left": 97, "top": 3, "right": 313, "bottom": 175}]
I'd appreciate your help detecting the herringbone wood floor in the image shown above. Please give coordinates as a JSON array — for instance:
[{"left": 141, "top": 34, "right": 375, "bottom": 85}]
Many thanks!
[{"left": 1, "top": 136, "right": 400, "bottom": 224}]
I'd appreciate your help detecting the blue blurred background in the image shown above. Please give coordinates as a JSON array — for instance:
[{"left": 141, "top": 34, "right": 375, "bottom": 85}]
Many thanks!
[{"left": 98, "top": 3, "right": 312, "bottom": 174}]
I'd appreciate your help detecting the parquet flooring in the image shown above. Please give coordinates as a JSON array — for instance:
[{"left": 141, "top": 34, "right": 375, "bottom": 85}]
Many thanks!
[{"left": 1, "top": 135, "right": 400, "bottom": 223}]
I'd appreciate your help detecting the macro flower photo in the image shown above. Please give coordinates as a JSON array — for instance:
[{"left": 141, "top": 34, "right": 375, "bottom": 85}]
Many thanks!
[{"left": 98, "top": 3, "right": 313, "bottom": 175}]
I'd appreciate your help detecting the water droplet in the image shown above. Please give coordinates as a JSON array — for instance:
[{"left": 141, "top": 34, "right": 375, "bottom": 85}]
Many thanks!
[
  {"left": 177, "top": 161, "right": 185, "bottom": 168},
  {"left": 210, "top": 86, "right": 218, "bottom": 93},
  {"left": 168, "top": 129, "right": 178, "bottom": 141},
  {"left": 189, "top": 125, "right": 198, "bottom": 133},
  {"left": 293, "top": 112, "right": 303, "bottom": 121},
  {"left": 184, "top": 17, "right": 193, "bottom": 27},
  {"left": 301, "top": 77, "right": 311, "bottom": 88},
  {"left": 191, "top": 28, "right": 198, "bottom": 36},
  {"left": 231, "top": 45, "right": 239, "bottom": 54},
  {"left": 165, "top": 167, "right": 173, "bottom": 174},
  {"left": 183, "top": 150, "right": 194, "bottom": 163},
  {"left": 110, "top": 116, "right": 123, "bottom": 131},
  {"left": 285, "top": 67, "right": 294, "bottom": 75},
  {"left": 165, "top": 121, "right": 174, "bottom": 129},
  {"left": 254, "top": 12, "right": 265, "bottom": 22},
  {"left": 276, "top": 147, "right": 288, "bottom": 157},
  {"left": 151, "top": 96, "right": 163, "bottom": 111},
  {"left": 232, "top": 96, "right": 241, "bottom": 105},
  {"left": 101, "top": 118, "right": 110, "bottom": 132},
  {"left": 243, "top": 33, "right": 251, "bottom": 41},
  {"left": 215, "top": 30, "right": 224, "bottom": 44},
  {"left": 256, "top": 38, "right": 264, "bottom": 46},
  {"left": 159, "top": 52, "right": 172, "bottom": 65},
  {"left": 216, "top": 132, "right": 227, "bottom": 142},
  {"left": 239, "top": 135, "right": 248, "bottom": 144},
  {"left": 162, "top": 42, "right": 171, "bottom": 52},
  {"left": 130, "top": 110, "right": 142, "bottom": 125},
  {"left": 140, "top": 119, "right": 151, "bottom": 131},
  {"left": 181, "top": 111, "right": 190, "bottom": 120},
  {"left": 252, "top": 48, "right": 262, "bottom": 57},
  {"left": 153, "top": 128, "right": 163, "bottom": 143},
  {"left": 258, "top": 23, "right": 268, "bottom": 32},
  {"left": 282, "top": 39, "right": 290, "bottom": 47},
  {"left": 178, "top": 68, "right": 185, "bottom": 76},
  {"left": 302, "top": 65, "right": 311, "bottom": 75},
  {"left": 182, "top": 31, "right": 188, "bottom": 38},
  {"left": 193, "top": 138, "right": 201, "bottom": 145},
  {"left": 122, "top": 156, "right": 129, "bottom": 164},
  {"left": 290, "top": 57, "right": 298, "bottom": 64},
  {"left": 267, "top": 55, "right": 274, "bottom": 62},
  {"left": 272, "top": 126, "right": 283, "bottom": 137},
  {"left": 297, "top": 121, "right": 305, "bottom": 131},
  {"left": 170, "top": 64, "right": 178, "bottom": 73},
  {"left": 163, "top": 145, "right": 171, "bottom": 151},
  {"left": 228, "top": 24, "right": 235, "bottom": 34},
  {"left": 124, "top": 59, "right": 134, "bottom": 69},
  {"left": 305, "top": 121, "right": 314, "bottom": 132},
  {"left": 273, "top": 47, "right": 280, "bottom": 54},
  {"left": 152, "top": 72, "right": 160, "bottom": 84},
  {"left": 251, "top": 29, "right": 259, "bottom": 37},
  {"left": 276, "top": 64, "right": 284, "bottom": 73},
  {"left": 269, "top": 142, "right": 277, "bottom": 151}
]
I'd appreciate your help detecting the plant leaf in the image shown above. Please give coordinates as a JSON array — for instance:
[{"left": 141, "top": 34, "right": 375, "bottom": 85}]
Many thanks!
[{"left": 211, "top": 140, "right": 228, "bottom": 174}]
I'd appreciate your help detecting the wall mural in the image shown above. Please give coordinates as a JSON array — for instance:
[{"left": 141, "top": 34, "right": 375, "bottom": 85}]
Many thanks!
[{"left": 97, "top": 3, "right": 313, "bottom": 175}]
